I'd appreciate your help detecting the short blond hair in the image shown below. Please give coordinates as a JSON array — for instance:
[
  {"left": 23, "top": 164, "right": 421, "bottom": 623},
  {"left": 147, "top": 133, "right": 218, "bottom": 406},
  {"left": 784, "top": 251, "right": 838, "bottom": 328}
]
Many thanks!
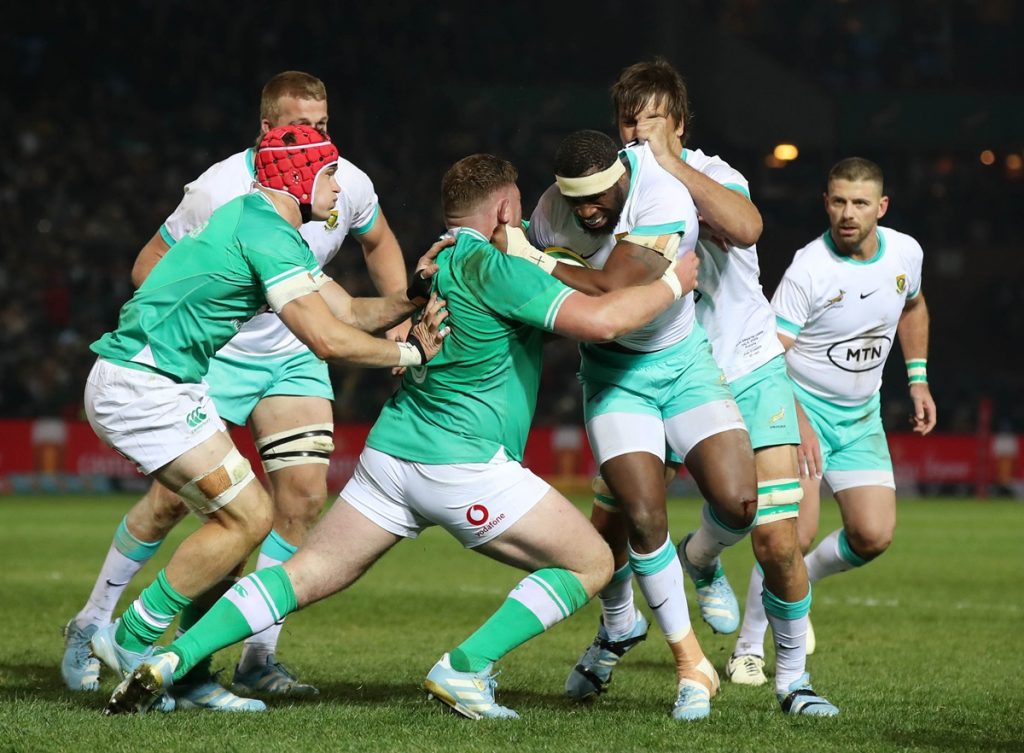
[{"left": 260, "top": 71, "right": 327, "bottom": 123}]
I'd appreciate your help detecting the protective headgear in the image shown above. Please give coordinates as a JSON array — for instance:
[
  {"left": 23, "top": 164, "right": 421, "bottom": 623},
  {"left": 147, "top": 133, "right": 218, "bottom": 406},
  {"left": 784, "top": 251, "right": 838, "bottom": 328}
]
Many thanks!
[{"left": 256, "top": 124, "right": 339, "bottom": 222}]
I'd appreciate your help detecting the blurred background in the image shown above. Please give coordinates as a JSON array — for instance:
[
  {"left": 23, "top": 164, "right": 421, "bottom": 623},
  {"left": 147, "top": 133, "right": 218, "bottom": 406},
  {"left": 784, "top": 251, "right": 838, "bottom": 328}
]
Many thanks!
[{"left": 2, "top": 0, "right": 1021, "bottom": 495}]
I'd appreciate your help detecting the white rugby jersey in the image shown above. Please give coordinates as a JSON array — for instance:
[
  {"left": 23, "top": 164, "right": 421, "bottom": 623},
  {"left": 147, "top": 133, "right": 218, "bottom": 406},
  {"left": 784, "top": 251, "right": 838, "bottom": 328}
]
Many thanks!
[
  {"left": 160, "top": 149, "right": 380, "bottom": 358},
  {"left": 684, "top": 148, "right": 783, "bottom": 382},
  {"left": 528, "top": 142, "right": 699, "bottom": 351},
  {"left": 772, "top": 227, "right": 923, "bottom": 406}
]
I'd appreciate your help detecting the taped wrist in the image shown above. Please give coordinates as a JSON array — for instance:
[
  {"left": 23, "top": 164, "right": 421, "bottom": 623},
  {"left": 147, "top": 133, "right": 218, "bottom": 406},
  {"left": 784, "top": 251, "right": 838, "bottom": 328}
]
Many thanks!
[
  {"left": 659, "top": 261, "right": 684, "bottom": 300},
  {"left": 504, "top": 226, "right": 556, "bottom": 274},
  {"left": 398, "top": 336, "right": 427, "bottom": 367}
]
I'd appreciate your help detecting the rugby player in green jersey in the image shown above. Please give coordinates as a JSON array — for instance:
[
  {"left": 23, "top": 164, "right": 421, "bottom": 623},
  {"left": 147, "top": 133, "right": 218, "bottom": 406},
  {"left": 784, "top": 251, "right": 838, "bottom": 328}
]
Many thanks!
[
  {"left": 85, "top": 125, "right": 448, "bottom": 711},
  {"left": 102, "top": 153, "right": 701, "bottom": 719}
]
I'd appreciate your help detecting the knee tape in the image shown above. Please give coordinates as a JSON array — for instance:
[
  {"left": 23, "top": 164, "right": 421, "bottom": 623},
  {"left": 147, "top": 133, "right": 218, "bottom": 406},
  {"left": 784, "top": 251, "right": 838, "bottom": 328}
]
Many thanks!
[
  {"left": 255, "top": 423, "right": 334, "bottom": 473},
  {"left": 592, "top": 466, "right": 677, "bottom": 512},
  {"left": 591, "top": 475, "right": 619, "bottom": 512},
  {"left": 177, "top": 447, "right": 255, "bottom": 516},
  {"left": 755, "top": 478, "right": 802, "bottom": 526}
]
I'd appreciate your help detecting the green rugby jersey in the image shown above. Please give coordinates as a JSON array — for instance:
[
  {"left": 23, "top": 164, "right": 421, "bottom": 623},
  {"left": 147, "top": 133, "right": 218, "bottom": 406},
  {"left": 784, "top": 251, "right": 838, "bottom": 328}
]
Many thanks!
[
  {"left": 367, "top": 227, "right": 574, "bottom": 463},
  {"left": 92, "top": 192, "right": 321, "bottom": 383}
]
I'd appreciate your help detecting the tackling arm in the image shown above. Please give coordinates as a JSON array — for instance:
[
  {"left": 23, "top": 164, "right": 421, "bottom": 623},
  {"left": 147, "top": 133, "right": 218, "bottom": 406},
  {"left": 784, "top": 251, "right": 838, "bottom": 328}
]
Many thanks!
[
  {"left": 131, "top": 232, "right": 171, "bottom": 288},
  {"left": 551, "top": 251, "right": 697, "bottom": 341},
  {"left": 657, "top": 157, "right": 762, "bottom": 247},
  {"left": 551, "top": 238, "right": 672, "bottom": 295},
  {"left": 278, "top": 292, "right": 446, "bottom": 368},
  {"left": 316, "top": 279, "right": 420, "bottom": 334}
]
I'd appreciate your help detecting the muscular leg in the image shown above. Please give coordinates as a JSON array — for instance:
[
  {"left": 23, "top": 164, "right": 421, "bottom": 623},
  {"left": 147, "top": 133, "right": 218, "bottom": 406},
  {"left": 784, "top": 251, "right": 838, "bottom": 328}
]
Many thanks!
[
  {"left": 424, "top": 487, "right": 612, "bottom": 719},
  {"left": 681, "top": 429, "right": 758, "bottom": 568},
  {"left": 735, "top": 473, "right": 821, "bottom": 659},
  {"left": 805, "top": 485, "right": 895, "bottom": 582},
  {"left": 161, "top": 496, "right": 400, "bottom": 681},
  {"left": 743, "top": 444, "right": 812, "bottom": 693},
  {"left": 71, "top": 481, "right": 188, "bottom": 631},
  {"left": 112, "top": 431, "right": 273, "bottom": 655},
  {"left": 237, "top": 395, "right": 333, "bottom": 681},
  {"left": 601, "top": 452, "right": 715, "bottom": 696},
  {"left": 63, "top": 481, "right": 189, "bottom": 691}
]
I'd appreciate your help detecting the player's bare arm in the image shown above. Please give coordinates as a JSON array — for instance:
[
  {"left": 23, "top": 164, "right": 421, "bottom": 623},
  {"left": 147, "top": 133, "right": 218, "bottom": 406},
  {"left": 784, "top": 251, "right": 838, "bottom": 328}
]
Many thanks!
[
  {"left": 357, "top": 211, "right": 408, "bottom": 296},
  {"left": 317, "top": 279, "right": 422, "bottom": 334},
  {"left": 551, "top": 239, "right": 673, "bottom": 295},
  {"left": 279, "top": 290, "right": 447, "bottom": 367},
  {"left": 897, "top": 291, "right": 937, "bottom": 435},
  {"left": 357, "top": 211, "right": 414, "bottom": 342},
  {"left": 552, "top": 252, "right": 697, "bottom": 341},
  {"left": 131, "top": 232, "right": 171, "bottom": 288}
]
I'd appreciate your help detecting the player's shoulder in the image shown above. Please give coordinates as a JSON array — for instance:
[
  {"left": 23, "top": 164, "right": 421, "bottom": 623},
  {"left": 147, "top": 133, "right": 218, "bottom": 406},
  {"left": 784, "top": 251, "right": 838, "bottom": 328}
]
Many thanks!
[
  {"left": 682, "top": 146, "right": 731, "bottom": 172},
  {"left": 336, "top": 156, "right": 374, "bottom": 191},
  {"left": 879, "top": 226, "right": 924, "bottom": 261},
  {"left": 534, "top": 183, "right": 565, "bottom": 215},
  {"left": 186, "top": 148, "right": 256, "bottom": 200},
  {"left": 627, "top": 144, "right": 694, "bottom": 207},
  {"left": 786, "top": 233, "right": 832, "bottom": 274},
  {"left": 237, "top": 193, "right": 299, "bottom": 242},
  {"left": 684, "top": 146, "right": 748, "bottom": 188}
]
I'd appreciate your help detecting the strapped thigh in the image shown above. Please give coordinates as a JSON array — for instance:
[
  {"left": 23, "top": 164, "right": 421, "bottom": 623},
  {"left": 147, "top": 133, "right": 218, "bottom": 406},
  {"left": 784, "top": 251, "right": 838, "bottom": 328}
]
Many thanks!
[
  {"left": 177, "top": 447, "right": 256, "bottom": 516},
  {"left": 255, "top": 423, "right": 334, "bottom": 473}
]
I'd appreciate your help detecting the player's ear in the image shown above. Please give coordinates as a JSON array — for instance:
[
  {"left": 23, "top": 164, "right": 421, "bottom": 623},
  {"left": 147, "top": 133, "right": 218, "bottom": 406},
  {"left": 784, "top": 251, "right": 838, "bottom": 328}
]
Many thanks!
[
  {"left": 877, "top": 195, "right": 889, "bottom": 219},
  {"left": 496, "top": 197, "right": 512, "bottom": 225}
]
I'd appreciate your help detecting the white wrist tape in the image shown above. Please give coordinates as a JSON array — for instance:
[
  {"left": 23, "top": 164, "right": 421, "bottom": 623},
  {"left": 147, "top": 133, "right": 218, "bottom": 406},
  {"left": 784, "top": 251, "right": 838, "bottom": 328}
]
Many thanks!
[
  {"left": 397, "top": 341, "right": 423, "bottom": 367},
  {"left": 504, "top": 226, "right": 556, "bottom": 274},
  {"left": 659, "top": 261, "right": 683, "bottom": 300}
]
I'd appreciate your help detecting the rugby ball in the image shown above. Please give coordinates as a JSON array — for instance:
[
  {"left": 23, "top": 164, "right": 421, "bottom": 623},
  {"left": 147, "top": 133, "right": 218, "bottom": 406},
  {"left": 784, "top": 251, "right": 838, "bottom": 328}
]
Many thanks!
[{"left": 544, "top": 247, "right": 592, "bottom": 268}]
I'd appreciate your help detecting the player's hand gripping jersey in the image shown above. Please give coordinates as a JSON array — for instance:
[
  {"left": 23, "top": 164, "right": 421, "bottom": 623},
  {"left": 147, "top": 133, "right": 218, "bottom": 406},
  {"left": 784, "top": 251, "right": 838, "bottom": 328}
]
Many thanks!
[
  {"left": 160, "top": 149, "right": 380, "bottom": 358},
  {"left": 528, "top": 142, "right": 699, "bottom": 351},
  {"left": 772, "top": 227, "right": 924, "bottom": 406},
  {"left": 367, "top": 228, "right": 579, "bottom": 465}
]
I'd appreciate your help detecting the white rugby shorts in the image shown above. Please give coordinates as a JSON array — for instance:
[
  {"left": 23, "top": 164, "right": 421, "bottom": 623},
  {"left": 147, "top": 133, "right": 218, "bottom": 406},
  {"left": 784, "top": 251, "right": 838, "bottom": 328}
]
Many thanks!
[
  {"left": 84, "top": 358, "right": 225, "bottom": 474},
  {"left": 341, "top": 446, "right": 550, "bottom": 547}
]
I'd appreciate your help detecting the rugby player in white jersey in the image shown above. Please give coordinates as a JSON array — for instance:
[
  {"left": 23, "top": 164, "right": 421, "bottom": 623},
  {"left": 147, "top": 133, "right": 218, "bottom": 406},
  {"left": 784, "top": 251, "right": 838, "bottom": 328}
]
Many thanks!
[
  {"left": 559, "top": 59, "right": 837, "bottom": 715},
  {"left": 83, "top": 124, "right": 448, "bottom": 713},
  {"left": 524, "top": 130, "right": 757, "bottom": 720},
  {"left": 730, "top": 157, "right": 936, "bottom": 676},
  {"left": 100, "top": 153, "right": 702, "bottom": 719},
  {"left": 61, "top": 72, "right": 411, "bottom": 706}
]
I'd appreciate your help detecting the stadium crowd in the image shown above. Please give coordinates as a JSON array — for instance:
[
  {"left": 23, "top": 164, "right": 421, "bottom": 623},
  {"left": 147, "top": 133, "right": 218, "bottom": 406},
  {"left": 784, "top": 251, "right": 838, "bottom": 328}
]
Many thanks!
[{"left": 2, "top": 0, "right": 1021, "bottom": 432}]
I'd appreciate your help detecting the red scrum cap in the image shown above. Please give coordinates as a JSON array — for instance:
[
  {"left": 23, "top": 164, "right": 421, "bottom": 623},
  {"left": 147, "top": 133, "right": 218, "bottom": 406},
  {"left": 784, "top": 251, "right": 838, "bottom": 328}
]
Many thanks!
[{"left": 256, "top": 125, "right": 339, "bottom": 219}]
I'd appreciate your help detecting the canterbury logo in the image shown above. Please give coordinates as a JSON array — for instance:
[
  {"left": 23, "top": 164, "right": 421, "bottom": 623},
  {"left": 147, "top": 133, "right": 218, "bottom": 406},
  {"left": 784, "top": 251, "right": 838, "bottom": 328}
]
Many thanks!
[{"left": 186, "top": 407, "right": 208, "bottom": 429}]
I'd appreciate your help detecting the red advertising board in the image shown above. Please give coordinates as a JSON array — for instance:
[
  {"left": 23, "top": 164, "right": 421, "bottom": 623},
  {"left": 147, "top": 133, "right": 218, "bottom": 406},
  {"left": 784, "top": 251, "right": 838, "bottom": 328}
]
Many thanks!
[{"left": 0, "top": 419, "right": 1020, "bottom": 493}]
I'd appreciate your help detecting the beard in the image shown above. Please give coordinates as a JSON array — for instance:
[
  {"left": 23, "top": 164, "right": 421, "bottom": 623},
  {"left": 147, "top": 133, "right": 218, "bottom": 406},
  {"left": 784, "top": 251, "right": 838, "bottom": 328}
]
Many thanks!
[{"left": 580, "top": 207, "right": 623, "bottom": 237}]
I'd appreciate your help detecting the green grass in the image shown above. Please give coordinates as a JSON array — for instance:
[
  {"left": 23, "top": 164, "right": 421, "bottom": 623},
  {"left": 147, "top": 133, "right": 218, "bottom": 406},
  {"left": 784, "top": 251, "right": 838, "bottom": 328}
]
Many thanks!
[{"left": 1, "top": 494, "right": 1022, "bottom": 753}]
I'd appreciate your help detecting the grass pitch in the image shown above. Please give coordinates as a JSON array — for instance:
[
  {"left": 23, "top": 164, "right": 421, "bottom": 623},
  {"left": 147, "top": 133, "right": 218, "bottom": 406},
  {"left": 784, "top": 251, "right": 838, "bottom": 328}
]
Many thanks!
[{"left": 1, "top": 494, "right": 1021, "bottom": 753}]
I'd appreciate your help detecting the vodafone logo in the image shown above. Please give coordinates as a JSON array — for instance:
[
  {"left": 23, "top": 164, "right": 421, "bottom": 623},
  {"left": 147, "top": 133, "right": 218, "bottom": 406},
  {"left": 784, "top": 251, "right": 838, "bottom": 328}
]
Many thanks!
[{"left": 466, "top": 504, "right": 489, "bottom": 525}]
